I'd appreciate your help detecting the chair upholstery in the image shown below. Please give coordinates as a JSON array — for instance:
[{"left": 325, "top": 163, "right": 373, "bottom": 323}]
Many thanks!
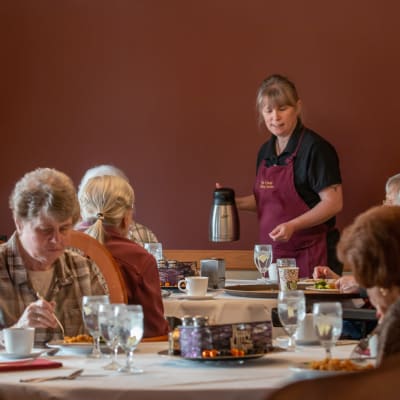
[
  {"left": 266, "top": 353, "right": 400, "bottom": 400},
  {"left": 69, "top": 230, "right": 128, "bottom": 304}
]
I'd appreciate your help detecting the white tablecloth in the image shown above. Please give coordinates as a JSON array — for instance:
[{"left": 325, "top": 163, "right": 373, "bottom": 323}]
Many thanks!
[
  {"left": 0, "top": 342, "right": 357, "bottom": 400},
  {"left": 163, "top": 292, "right": 274, "bottom": 325}
]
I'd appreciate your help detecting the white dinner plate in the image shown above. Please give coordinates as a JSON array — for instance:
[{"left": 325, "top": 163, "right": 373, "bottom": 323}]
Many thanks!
[
  {"left": 175, "top": 293, "right": 216, "bottom": 300},
  {"left": 0, "top": 351, "right": 43, "bottom": 361},
  {"left": 305, "top": 286, "right": 340, "bottom": 293}
]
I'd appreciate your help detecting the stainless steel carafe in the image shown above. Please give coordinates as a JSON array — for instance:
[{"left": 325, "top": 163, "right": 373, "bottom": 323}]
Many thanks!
[{"left": 209, "top": 187, "right": 240, "bottom": 242}]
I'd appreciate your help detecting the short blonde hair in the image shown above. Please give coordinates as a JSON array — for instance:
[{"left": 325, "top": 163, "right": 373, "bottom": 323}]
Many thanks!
[
  {"left": 10, "top": 168, "right": 80, "bottom": 224},
  {"left": 79, "top": 175, "right": 134, "bottom": 244}
]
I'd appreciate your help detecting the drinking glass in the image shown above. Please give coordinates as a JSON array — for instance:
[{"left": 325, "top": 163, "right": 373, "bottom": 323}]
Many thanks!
[
  {"left": 313, "top": 302, "right": 343, "bottom": 359},
  {"left": 117, "top": 305, "right": 144, "bottom": 374},
  {"left": 98, "top": 303, "right": 126, "bottom": 370},
  {"left": 144, "top": 242, "right": 163, "bottom": 262},
  {"left": 82, "top": 295, "right": 110, "bottom": 358},
  {"left": 277, "top": 290, "right": 306, "bottom": 351},
  {"left": 253, "top": 244, "right": 273, "bottom": 282}
]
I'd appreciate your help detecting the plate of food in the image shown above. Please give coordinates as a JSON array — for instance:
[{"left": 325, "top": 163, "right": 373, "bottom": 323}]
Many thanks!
[
  {"left": 305, "top": 279, "right": 339, "bottom": 293},
  {"left": 47, "top": 334, "right": 99, "bottom": 355},
  {"left": 291, "top": 358, "right": 375, "bottom": 377}
]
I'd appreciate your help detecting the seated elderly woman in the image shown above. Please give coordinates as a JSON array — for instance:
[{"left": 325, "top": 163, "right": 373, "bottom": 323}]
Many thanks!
[
  {"left": 336, "top": 205, "right": 400, "bottom": 364},
  {"left": 0, "top": 168, "right": 108, "bottom": 346},
  {"left": 78, "top": 164, "right": 159, "bottom": 247},
  {"left": 77, "top": 174, "right": 169, "bottom": 338}
]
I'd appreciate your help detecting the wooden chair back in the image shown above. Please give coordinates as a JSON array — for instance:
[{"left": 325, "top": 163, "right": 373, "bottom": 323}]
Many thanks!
[{"left": 69, "top": 230, "right": 128, "bottom": 304}]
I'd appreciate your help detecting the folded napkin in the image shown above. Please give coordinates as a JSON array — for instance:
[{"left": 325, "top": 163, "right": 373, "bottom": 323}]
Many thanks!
[{"left": 0, "top": 358, "right": 62, "bottom": 372}]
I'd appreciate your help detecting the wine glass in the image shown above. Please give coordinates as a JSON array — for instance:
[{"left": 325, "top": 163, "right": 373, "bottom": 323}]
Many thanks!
[
  {"left": 144, "top": 242, "right": 163, "bottom": 262},
  {"left": 313, "top": 302, "right": 343, "bottom": 359},
  {"left": 117, "top": 305, "right": 144, "bottom": 374},
  {"left": 277, "top": 290, "right": 306, "bottom": 351},
  {"left": 82, "top": 295, "right": 110, "bottom": 358},
  {"left": 253, "top": 244, "right": 273, "bottom": 282},
  {"left": 98, "top": 303, "right": 126, "bottom": 370}
]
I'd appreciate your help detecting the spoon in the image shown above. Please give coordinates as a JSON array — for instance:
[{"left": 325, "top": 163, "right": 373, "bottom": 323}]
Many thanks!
[{"left": 20, "top": 368, "right": 84, "bottom": 383}]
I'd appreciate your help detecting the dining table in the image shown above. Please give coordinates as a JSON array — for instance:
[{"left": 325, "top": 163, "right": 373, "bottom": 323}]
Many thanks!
[
  {"left": 0, "top": 340, "right": 362, "bottom": 400},
  {"left": 162, "top": 279, "right": 363, "bottom": 338}
]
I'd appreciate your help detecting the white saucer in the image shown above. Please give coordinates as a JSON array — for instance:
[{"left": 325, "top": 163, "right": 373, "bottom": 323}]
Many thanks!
[
  {"left": 176, "top": 294, "right": 216, "bottom": 300},
  {"left": 0, "top": 351, "right": 43, "bottom": 361}
]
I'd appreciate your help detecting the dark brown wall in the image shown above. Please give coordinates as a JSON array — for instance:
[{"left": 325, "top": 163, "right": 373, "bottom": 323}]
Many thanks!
[{"left": 1, "top": 0, "right": 399, "bottom": 250}]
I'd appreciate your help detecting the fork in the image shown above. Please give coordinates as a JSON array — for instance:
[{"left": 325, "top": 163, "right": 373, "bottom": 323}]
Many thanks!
[
  {"left": 20, "top": 368, "right": 84, "bottom": 383},
  {"left": 36, "top": 292, "right": 65, "bottom": 337}
]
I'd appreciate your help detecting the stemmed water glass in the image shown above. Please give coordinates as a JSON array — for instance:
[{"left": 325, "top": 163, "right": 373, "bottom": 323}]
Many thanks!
[
  {"left": 82, "top": 295, "right": 110, "bottom": 358},
  {"left": 144, "top": 242, "right": 163, "bottom": 263},
  {"left": 313, "top": 302, "right": 343, "bottom": 359},
  {"left": 253, "top": 244, "right": 273, "bottom": 282},
  {"left": 277, "top": 290, "right": 306, "bottom": 351},
  {"left": 117, "top": 305, "right": 144, "bottom": 374},
  {"left": 98, "top": 303, "right": 126, "bottom": 370}
]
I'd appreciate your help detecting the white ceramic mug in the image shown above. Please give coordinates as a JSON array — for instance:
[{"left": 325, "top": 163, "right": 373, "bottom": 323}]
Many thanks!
[
  {"left": 3, "top": 327, "right": 35, "bottom": 355},
  {"left": 295, "top": 314, "right": 318, "bottom": 343},
  {"left": 178, "top": 276, "right": 208, "bottom": 296}
]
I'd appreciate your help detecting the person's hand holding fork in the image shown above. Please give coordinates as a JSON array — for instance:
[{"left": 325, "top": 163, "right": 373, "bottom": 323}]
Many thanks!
[{"left": 14, "top": 295, "right": 58, "bottom": 330}]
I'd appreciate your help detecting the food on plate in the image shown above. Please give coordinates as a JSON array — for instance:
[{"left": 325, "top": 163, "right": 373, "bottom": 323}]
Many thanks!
[
  {"left": 63, "top": 334, "right": 93, "bottom": 343},
  {"left": 309, "top": 358, "right": 374, "bottom": 371},
  {"left": 314, "top": 279, "right": 336, "bottom": 290}
]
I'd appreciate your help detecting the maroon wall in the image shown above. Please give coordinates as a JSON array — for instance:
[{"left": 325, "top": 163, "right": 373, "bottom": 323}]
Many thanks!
[{"left": 1, "top": 0, "right": 399, "bottom": 249}]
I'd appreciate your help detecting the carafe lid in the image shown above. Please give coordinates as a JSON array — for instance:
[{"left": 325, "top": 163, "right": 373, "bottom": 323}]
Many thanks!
[{"left": 213, "top": 188, "right": 235, "bottom": 205}]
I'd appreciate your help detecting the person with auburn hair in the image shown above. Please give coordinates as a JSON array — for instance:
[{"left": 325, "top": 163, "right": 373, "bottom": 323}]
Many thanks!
[
  {"left": 77, "top": 174, "right": 168, "bottom": 338},
  {"left": 337, "top": 205, "right": 400, "bottom": 364},
  {"left": 0, "top": 168, "right": 108, "bottom": 346}
]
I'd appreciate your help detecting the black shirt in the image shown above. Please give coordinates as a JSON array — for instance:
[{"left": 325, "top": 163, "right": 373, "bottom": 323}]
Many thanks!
[{"left": 256, "top": 121, "right": 342, "bottom": 228}]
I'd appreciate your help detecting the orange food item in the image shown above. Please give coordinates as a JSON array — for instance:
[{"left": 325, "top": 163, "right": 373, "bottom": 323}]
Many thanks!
[
  {"left": 309, "top": 358, "right": 374, "bottom": 371},
  {"left": 63, "top": 334, "right": 93, "bottom": 343}
]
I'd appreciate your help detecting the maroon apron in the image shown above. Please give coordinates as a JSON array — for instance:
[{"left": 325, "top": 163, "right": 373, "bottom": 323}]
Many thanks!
[{"left": 253, "top": 131, "right": 328, "bottom": 277}]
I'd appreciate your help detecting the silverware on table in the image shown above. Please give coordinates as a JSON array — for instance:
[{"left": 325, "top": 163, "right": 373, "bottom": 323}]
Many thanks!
[{"left": 20, "top": 368, "right": 84, "bottom": 383}]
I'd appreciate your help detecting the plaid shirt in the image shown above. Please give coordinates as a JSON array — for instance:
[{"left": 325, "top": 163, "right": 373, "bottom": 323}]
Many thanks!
[
  {"left": 128, "top": 221, "right": 158, "bottom": 247},
  {"left": 0, "top": 232, "right": 108, "bottom": 346}
]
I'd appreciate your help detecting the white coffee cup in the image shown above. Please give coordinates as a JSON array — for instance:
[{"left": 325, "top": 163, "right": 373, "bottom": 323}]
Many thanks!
[
  {"left": 3, "top": 327, "right": 35, "bottom": 355},
  {"left": 295, "top": 314, "right": 318, "bottom": 343},
  {"left": 178, "top": 276, "right": 208, "bottom": 296},
  {"left": 269, "top": 263, "right": 278, "bottom": 281}
]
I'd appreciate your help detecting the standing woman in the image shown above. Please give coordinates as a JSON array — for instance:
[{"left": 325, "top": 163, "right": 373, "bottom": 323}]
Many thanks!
[{"left": 236, "top": 74, "right": 343, "bottom": 277}]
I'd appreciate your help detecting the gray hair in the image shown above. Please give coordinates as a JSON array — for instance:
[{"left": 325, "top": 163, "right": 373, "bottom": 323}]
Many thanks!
[
  {"left": 385, "top": 173, "right": 400, "bottom": 205},
  {"left": 10, "top": 168, "right": 80, "bottom": 224},
  {"left": 78, "top": 165, "right": 129, "bottom": 200},
  {"left": 79, "top": 175, "right": 134, "bottom": 244},
  {"left": 256, "top": 74, "right": 300, "bottom": 127}
]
